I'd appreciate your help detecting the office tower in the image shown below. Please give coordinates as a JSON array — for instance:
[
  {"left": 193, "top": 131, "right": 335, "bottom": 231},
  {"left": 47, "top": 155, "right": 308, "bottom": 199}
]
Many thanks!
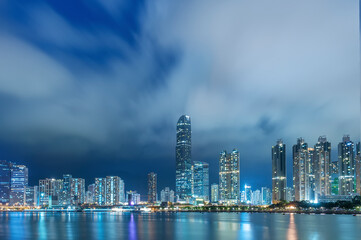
[
  {"left": 94, "top": 178, "right": 106, "bottom": 206},
  {"left": 286, "top": 187, "right": 294, "bottom": 202},
  {"left": 71, "top": 178, "right": 85, "bottom": 205},
  {"left": 61, "top": 174, "right": 72, "bottom": 206},
  {"left": 356, "top": 142, "right": 361, "bottom": 195},
  {"left": 314, "top": 136, "right": 331, "bottom": 199},
  {"left": 10, "top": 165, "right": 28, "bottom": 206},
  {"left": 272, "top": 140, "right": 286, "bottom": 203},
  {"left": 261, "top": 187, "right": 272, "bottom": 205},
  {"left": 192, "top": 162, "right": 209, "bottom": 201},
  {"left": 147, "top": 173, "right": 157, "bottom": 203},
  {"left": 293, "top": 138, "right": 309, "bottom": 201},
  {"left": 86, "top": 184, "right": 95, "bottom": 204},
  {"left": 160, "top": 187, "right": 175, "bottom": 203},
  {"left": 244, "top": 185, "right": 252, "bottom": 203},
  {"left": 25, "top": 186, "right": 38, "bottom": 206},
  {"left": 176, "top": 115, "right": 192, "bottom": 200},
  {"left": 219, "top": 149, "right": 240, "bottom": 203},
  {"left": 126, "top": 191, "right": 140, "bottom": 205},
  {"left": 105, "top": 176, "right": 124, "bottom": 205},
  {"left": 241, "top": 191, "right": 246, "bottom": 202},
  {"left": 39, "top": 178, "right": 63, "bottom": 206},
  {"left": 338, "top": 135, "right": 355, "bottom": 195},
  {"left": 0, "top": 160, "right": 12, "bottom": 204},
  {"left": 251, "top": 189, "right": 262, "bottom": 205},
  {"left": 307, "top": 148, "right": 316, "bottom": 202},
  {"left": 211, "top": 184, "right": 219, "bottom": 203}
]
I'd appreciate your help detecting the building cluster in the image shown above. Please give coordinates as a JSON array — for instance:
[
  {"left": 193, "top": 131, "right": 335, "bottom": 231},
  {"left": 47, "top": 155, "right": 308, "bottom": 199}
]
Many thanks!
[
  {"left": 1, "top": 114, "right": 360, "bottom": 208},
  {"left": 272, "top": 135, "right": 361, "bottom": 204}
]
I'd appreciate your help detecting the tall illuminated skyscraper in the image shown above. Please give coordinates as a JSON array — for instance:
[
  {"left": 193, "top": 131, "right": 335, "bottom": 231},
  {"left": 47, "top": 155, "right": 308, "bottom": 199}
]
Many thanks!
[
  {"left": 61, "top": 174, "right": 72, "bottom": 206},
  {"left": 293, "top": 138, "right": 309, "bottom": 201},
  {"left": 94, "top": 178, "right": 106, "bottom": 206},
  {"left": 338, "top": 135, "right": 355, "bottom": 195},
  {"left": 10, "top": 165, "right": 28, "bottom": 206},
  {"left": 314, "top": 136, "right": 331, "bottom": 199},
  {"left": 0, "top": 160, "right": 12, "bottom": 204},
  {"left": 71, "top": 178, "right": 85, "bottom": 205},
  {"left": 175, "top": 115, "right": 192, "bottom": 200},
  {"left": 192, "top": 162, "right": 209, "bottom": 200},
  {"left": 211, "top": 184, "right": 219, "bottom": 203},
  {"left": 147, "top": 172, "right": 157, "bottom": 203},
  {"left": 272, "top": 140, "right": 286, "bottom": 203},
  {"left": 219, "top": 149, "right": 240, "bottom": 203},
  {"left": 356, "top": 142, "right": 361, "bottom": 195}
]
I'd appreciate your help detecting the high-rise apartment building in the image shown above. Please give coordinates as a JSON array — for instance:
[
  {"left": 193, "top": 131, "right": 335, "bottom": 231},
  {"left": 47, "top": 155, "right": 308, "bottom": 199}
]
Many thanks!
[
  {"left": 251, "top": 189, "right": 262, "bottom": 205},
  {"left": 127, "top": 191, "right": 140, "bottom": 205},
  {"left": 219, "top": 149, "right": 240, "bottom": 203},
  {"left": 160, "top": 187, "right": 175, "bottom": 203},
  {"left": 39, "top": 178, "right": 63, "bottom": 206},
  {"left": 105, "top": 176, "right": 124, "bottom": 205},
  {"left": 175, "top": 115, "right": 193, "bottom": 201},
  {"left": 192, "top": 162, "right": 209, "bottom": 201},
  {"left": 71, "top": 178, "right": 85, "bottom": 205},
  {"left": 147, "top": 173, "right": 157, "bottom": 203},
  {"left": 94, "top": 178, "right": 106, "bottom": 206},
  {"left": 356, "top": 142, "right": 361, "bottom": 195},
  {"left": 293, "top": 138, "right": 310, "bottom": 201},
  {"left": 0, "top": 160, "right": 12, "bottom": 205},
  {"left": 314, "top": 136, "right": 331, "bottom": 199},
  {"left": 272, "top": 140, "right": 286, "bottom": 203},
  {"left": 338, "top": 135, "right": 354, "bottom": 195},
  {"left": 10, "top": 165, "right": 28, "bottom": 206},
  {"left": 86, "top": 184, "right": 95, "bottom": 204},
  {"left": 25, "top": 186, "right": 38, "bottom": 206},
  {"left": 61, "top": 174, "right": 72, "bottom": 206},
  {"left": 261, "top": 187, "right": 272, "bottom": 205},
  {"left": 211, "top": 184, "right": 219, "bottom": 203}
]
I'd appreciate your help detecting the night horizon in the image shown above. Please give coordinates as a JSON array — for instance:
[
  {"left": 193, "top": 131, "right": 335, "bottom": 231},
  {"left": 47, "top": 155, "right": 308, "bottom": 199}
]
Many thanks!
[{"left": 0, "top": 0, "right": 359, "bottom": 197}]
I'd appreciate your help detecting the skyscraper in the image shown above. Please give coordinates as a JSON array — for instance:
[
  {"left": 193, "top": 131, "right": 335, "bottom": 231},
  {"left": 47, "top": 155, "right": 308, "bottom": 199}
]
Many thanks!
[
  {"left": 338, "top": 135, "right": 355, "bottom": 195},
  {"left": 61, "top": 174, "right": 72, "bottom": 206},
  {"left": 105, "top": 176, "right": 124, "bottom": 206},
  {"left": 219, "top": 149, "right": 240, "bottom": 203},
  {"left": 0, "top": 160, "right": 12, "bottom": 205},
  {"left": 314, "top": 136, "right": 331, "bottom": 199},
  {"left": 25, "top": 186, "right": 38, "bottom": 207},
  {"left": 211, "top": 184, "right": 219, "bottom": 203},
  {"left": 293, "top": 138, "right": 310, "bottom": 201},
  {"left": 71, "top": 178, "right": 85, "bottom": 206},
  {"left": 192, "top": 162, "right": 209, "bottom": 201},
  {"left": 147, "top": 173, "right": 157, "bottom": 204},
  {"left": 356, "top": 142, "right": 361, "bottom": 195},
  {"left": 272, "top": 140, "right": 286, "bottom": 203},
  {"left": 86, "top": 183, "right": 95, "bottom": 204},
  {"left": 160, "top": 187, "right": 175, "bottom": 203},
  {"left": 251, "top": 189, "right": 262, "bottom": 205},
  {"left": 10, "top": 165, "right": 28, "bottom": 206},
  {"left": 94, "top": 178, "right": 106, "bottom": 206},
  {"left": 39, "top": 178, "right": 63, "bottom": 207},
  {"left": 176, "top": 115, "right": 192, "bottom": 201},
  {"left": 127, "top": 191, "right": 140, "bottom": 205},
  {"left": 307, "top": 147, "right": 316, "bottom": 201},
  {"left": 261, "top": 187, "right": 272, "bottom": 205}
]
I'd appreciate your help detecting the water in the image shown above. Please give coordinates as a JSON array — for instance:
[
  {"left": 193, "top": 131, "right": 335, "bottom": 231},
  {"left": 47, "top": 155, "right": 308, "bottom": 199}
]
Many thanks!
[{"left": 0, "top": 212, "right": 361, "bottom": 240}]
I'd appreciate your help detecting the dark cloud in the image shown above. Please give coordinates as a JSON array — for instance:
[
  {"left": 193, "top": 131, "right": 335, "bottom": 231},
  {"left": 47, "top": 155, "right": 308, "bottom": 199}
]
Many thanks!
[{"left": 0, "top": 0, "right": 359, "bottom": 195}]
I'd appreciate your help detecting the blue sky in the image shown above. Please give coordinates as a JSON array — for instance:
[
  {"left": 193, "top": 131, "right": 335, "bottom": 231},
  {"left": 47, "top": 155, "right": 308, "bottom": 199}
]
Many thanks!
[{"left": 0, "top": 0, "right": 359, "bottom": 196}]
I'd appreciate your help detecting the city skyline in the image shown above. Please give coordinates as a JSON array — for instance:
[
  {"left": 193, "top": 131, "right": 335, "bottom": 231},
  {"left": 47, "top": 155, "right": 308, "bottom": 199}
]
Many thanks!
[{"left": 0, "top": 0, "right": 359, "bottom": 195}]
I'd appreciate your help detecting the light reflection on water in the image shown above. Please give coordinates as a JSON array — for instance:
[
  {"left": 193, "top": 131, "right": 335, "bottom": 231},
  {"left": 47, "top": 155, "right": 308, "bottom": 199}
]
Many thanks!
[{"left": 0, "top": 212, "right": 361, "bottom": 240}]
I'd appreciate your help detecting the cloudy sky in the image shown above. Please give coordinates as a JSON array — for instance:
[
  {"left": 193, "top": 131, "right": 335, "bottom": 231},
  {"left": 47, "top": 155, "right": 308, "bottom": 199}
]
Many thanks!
[{"left": 0, "top": 0, "right": 359, "bottom": 195}]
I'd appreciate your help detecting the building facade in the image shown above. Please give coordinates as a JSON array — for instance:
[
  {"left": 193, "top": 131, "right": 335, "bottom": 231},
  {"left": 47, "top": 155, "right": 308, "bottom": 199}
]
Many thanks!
[
  {"left": 272, "top": 140, "right": 286, "bottom": 203},
  {"left": 0, "top": 160, "right": 12, "bottom": 205},
  {"left": 71, "top": 178, "right": 85, "bottom": 206},
  {"left": 147, "top": 173, "right": 157, "bottom": 204},
  {"left": 10, "top": 165, "right": 28, "bottom": 206},
  {"left": 175, "top": 115, "right": 193, "bottom": 201},
  {"left": 338, "top": 135, "right": 354, "bottom": 195},
  {"left": 261, "top": 187, "right": 272, "bottom": 205},
  {"left": 293, "top": 138, "right": 310, "bottom": 201},
  {"left": 160, "top": 187, "right": 175, "bottom": 203},
  {"left": 94, "top": 178, "right": 106, "bottom": 206},
  {"left": 192, "top": 162, "right": 209, "bottom": 201},
  {"left": 211, "top": 184, "right": 219, "bottom": 203},
  {"left": 39, "top": 178, "right": 63, "bottom": 206},
  {"left": 313, "top": 136, "right": 331, "bottom": 199},
  {"left": 219, "top": 149, "right": 240, "bottom": 203}
]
